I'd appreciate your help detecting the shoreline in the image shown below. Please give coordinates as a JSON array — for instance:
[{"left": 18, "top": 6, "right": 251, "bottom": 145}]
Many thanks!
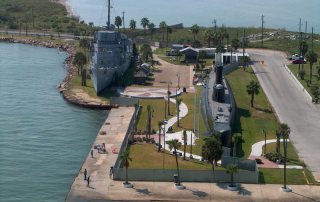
[{"left": 0, "top": 36, "right": 112, "bottom": 110}]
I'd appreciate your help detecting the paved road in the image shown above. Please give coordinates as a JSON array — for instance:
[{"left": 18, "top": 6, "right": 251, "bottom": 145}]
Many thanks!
[{"left": 248, "top": 49, "right": 320, "bottom": 182}]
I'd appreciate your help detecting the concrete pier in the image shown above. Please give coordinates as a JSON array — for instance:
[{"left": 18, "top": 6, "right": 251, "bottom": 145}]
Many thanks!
[{"left": 66, "top": 107, "right": 135, "bottom": 202}]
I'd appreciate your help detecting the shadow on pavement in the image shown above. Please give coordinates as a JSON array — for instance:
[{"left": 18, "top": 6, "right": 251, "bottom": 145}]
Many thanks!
[
  {"left": 216, "top": 183, "right": 228, "bottom": 190},
  {"left": 186, "top": 188, "right": 208, "bottom": 198},
  {"left": 237, "top": 184, "right": 252, "bottom": 196},
  {"left": 291, "top": 191, "right": 318, "bottom": 201},
  {"left": 134, "top": 188, "right": 151, "bottom": 195}
]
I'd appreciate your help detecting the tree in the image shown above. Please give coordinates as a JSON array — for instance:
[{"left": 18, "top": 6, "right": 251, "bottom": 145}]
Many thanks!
[
  {"left": 232, "top": 133, "right": 242, "bottom": 157},
  {"left": 204, "top": 29, "right": 214, "bottom": 47},
  {"left": 226, "top": 164, "right": 238, "bottom": 187},
  {"left": 88, "top": 22, "right": 94, "bottom": 35},
  {"left": 305, "top": 51, "right": 318, "bottom": 83},
  {"left": 166, "top": 26, "right": 172, "bottom": 47},
  {"left": 167, "top": 139, "right": 182, "bottom": 185},
  {"left": 246, "top": 80, "right": 260, "bottom": 107},
  {"left": 159, "top": 21, "right": 167, "bottom": 41},
  {"left": 158, "top": 121, "right": 163, "bottom": 152},
  {"left": 216, "top": 43, "right": 225, "bottom": 54},
  {"left": 146, "top": 105, "right": 153, "bottom": 138},
  {"left": 73, "top": 52, "right": 87, "bottom": 75},
  {"left": 301, "top": 41, "right": 308, "bottom": 57},
  {"left": 176, "top": 98, "right": 183, "bottom": 127},
  {"left": 279, "top": 123, "right": 290, "bottom": 191},
  {"left": 167, "top": 87, "right": 172, "bottom": 115},
  {"left": 190, "top": 24, "right": 200, "bottom": 42},
  {"left": 231, "top": 39, "right": 240, "bottom": 51},
  {"left": 129, "top": 19, "right": 136, "bottom": 31},
  {"left": 148, "top": 23, "right": 156, "bottom": 40},
  {"left": 140, "top": 17, "right": 149, "bottom": 35},
  {"left": 140, "top": 44, "right": 153, "bottom": 62},
  {"left": 317, "top": 65, "right": 320, "bottom": 80},
  {"left": 120, "top": 148, "right": 132, "bottom": 185},
  {"left": 115, "top": 16, "right": 122, "bottom": 32},
  {"left": 201, "top": 136, "right": 223, "bottom": 181},
  {"left": 182, "top": 130, "right": 187, "bottom": 160}
]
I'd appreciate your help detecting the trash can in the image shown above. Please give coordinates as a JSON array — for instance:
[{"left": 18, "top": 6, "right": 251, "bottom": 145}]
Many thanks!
[{"left": 173, "top": 174, "right": 179, "bottom": 184}]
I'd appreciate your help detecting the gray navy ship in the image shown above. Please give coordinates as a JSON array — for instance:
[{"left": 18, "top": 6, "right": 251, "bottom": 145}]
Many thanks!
[{"left": 90, "top": 0, "right": 132, "bottom": 94}]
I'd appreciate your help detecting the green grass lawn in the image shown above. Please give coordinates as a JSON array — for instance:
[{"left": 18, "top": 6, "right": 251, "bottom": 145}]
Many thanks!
[
  {"left": 136, "top": 98, "right": 176, "bottom": 132},
  {"left": 262, "top": 142, "right": 303, "bottom": 166},
  {"left": 226, "top": 67, "right": 278, "bottom": 158},
  {"left": 288, "top": 64, "right": 320, "bottom": 100},
  {"left": 129, "top": 143, "right": 215, "bottom": 170},
  {"left": 259, "top": 168, "right": 307, "bottom": 184}
]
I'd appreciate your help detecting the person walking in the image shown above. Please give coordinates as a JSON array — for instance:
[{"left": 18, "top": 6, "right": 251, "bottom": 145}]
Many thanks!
[
  {"left": 109, "top": 166, "right": 113, "bottom": 179},
  {"left": 84, "top": 168, "right": 87, "bottom": 180},
  {"left": 87, "top": 176, "right": 90, "bottom": 187},
  {"left": 91, "top": 149, "right": 93, "bottom": 158}
]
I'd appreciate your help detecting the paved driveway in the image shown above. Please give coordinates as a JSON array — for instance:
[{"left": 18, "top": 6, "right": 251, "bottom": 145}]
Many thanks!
[{"left": 248, "top": 49, "right": 320, "bottom": 181}]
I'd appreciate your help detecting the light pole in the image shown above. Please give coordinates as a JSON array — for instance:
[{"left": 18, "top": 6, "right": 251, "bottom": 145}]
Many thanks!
[
  {"left": 162, "top": 119, "right": 168, "bottom": 169},
  {"left": 176, "top": 74, "right": 180, "bottom": 90},
  {"left": 262, "top": 128, "right": 266, "bottom": 155},
  {"left": 191, "top": 84, "right": 197, "bottom": 159}
]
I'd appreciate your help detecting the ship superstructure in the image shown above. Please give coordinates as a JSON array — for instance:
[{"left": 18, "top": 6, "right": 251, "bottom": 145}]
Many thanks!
[{"left": 90, "top": 0, "right": 132, "bottom": 94}]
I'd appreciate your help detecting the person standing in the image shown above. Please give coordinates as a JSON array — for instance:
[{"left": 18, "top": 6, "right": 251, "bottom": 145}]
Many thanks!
[
  {"left": 84, "top": 168, "right": 87, "bottom": 180},
  {"left": 87, "top": 176, "right": 90, "bottom": 187},
  {"left": 91, "top": 149, "right": 93, "bottom": 158}
]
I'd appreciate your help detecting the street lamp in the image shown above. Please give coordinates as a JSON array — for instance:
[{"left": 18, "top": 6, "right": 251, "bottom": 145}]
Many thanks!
[
  {"left": 162, "top": 119, "right": 168, "bottom": 169},
  {"left": 176, "top": 74, "right": 180, "bottom": 90}
]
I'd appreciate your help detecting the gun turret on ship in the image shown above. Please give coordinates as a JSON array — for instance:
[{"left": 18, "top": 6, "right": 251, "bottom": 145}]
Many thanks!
[{"left": 90, "top": 0, "right": 132, "bottom": 94}]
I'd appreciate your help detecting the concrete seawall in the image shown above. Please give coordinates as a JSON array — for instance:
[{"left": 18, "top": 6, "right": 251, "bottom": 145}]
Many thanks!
[{"left": 65, "top": 107, "right": 135, "bottom": 202}]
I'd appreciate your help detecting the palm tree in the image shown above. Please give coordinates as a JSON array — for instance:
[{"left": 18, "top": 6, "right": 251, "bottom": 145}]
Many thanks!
[
  {"left": 159, "top": 21, "right": 167, "bottom": 41},
  {"left": 232, "top": 133, "right": 242, "bottom": 157},
  {"left": 279, "top": 123, "right": 290, "bottom": 190},
  {"left": 88, "top": 22, "right": 94, "bottom": 35},
  {"left": 129, "top": 19, "right": 136, "bottom": 31},
  {"left": 182, "top": 130, "right": 187, "bottom": 160},
  {"left": 148, "top": 23, "right": 156, "bottom": 40},
  {"left": 140, "top": 17, "right": 149, "bottom": 35},
  {"left": 201, "top": 136, "right": 223, "bottom": 181},
  {"left": 231, "top": 38, "right": 240, "bottom": 63},
  {"left": 176, "top": 98, "right": 183, "bottom": 127},
  {"left": 120, "top": 148, "right": 132, "bottom": 185},
  {"left": 167, "top": 139, "right": 182, "bottom": 185},
  {"left": 204, "top": 29, "right": 214, "bottom": 47},
  {"left": 190, "top": 24, "right": 200, "bottom": 42},
  {"left": 166, "top": 26, "right": 172, "bottom": 47},
  {"left": 305, "top": 51, "right": 318, "bottom": 83},
  {"left": 140, "top": 44, "right": 153, "bottom": 62},
  {"left": 73, "top": 52, "right": 87, "bottom": 76},
  {"left": 226, "top": 164, "right": 238, "bottom": 187},
  {"left": 158, "top": 121, "right": 162, "bottom": 152},
  {"left": 167, "top": 88, "right": 171, "bottom": 115},
  {"left": 246, "top": 80, "right": 260, "bottom": 107},
  {"left": 275, "top": 131, "right": 281, "bottom": 162},
  {"left": 114, "top": 16, "right": 122, "bottom": 32},
  {"left": 146, "top": 105, "right": 153, "bottom": 138}
]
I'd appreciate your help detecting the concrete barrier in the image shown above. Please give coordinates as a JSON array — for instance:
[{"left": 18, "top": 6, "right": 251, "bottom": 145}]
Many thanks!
[{"left": 113, "top": 168, "right": 259, "bottom": 184}]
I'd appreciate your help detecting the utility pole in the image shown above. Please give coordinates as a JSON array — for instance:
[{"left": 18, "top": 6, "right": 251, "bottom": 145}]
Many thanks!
[
  {"left": 242, "top": 29, "right": 246, "bottom": 69},
  {"left": 261, "top": 14, "right": 264, "bottom": 48},
  {"left": 305, "top": 21, "right": 307, "bottom": 39},
  {"left": 298, "top": 18, "right": 302, "bottom": 72},
  {"left": 198, "top": 86, "right": 201, "bottom": 140},
  {"left": 122, "top": 11, "right": 125, "bottom": 33},
  {"left": 311, "top": 27, "right": 314, "bottom": 51},
  {"left": 107, "top": 0, "right": 111, "bottom": 29}
]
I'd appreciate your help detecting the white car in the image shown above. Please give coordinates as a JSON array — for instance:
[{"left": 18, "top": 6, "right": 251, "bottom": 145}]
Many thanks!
[{"left": 288, "top": 54, "right": 302, "bottom": 60}]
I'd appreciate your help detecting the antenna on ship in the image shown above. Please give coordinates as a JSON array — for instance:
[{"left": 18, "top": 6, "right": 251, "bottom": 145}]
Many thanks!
[{"left": 107, "top": 0, "right": 111, "bottom": 29}]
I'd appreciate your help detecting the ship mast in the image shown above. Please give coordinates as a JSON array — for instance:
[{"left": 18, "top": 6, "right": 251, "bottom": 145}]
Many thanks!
[{"left": 107, "top": 0, "right": 111, "bottom": 29}]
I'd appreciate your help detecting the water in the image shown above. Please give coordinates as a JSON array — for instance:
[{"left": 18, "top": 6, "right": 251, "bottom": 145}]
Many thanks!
[
  {"left": 0, "top": 43, "right": 107, "bottom": 202},
  {"left": 67, "top": 0, "right": 320, "bottom": 33}
]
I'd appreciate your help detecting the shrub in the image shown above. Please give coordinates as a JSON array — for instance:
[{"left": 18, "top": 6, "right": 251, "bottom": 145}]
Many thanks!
[
  {"left": 142, "top": 137, "right": 146, "bottom": 141},
  {"left": 152, "top": 129, "right": 157, "bottom": 134},
  {"left": 137, "top": 137, "right": 143, "bottom": 142},
  {"left": 265, "top": 152, "right": 283, "bottom": 163},
  {"left": 146, "top": 138, "right": 151, "bottom": 143},
  {"left": 151, "top": 139, "right": 155, "bottom": 144}
]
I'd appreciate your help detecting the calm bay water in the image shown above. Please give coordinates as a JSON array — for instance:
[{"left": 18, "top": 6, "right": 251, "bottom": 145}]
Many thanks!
[
  {"left": 0, "top": 43, "right": 107, "bottom": 201},
  {"left": 68, "top": 0, "right": 320, "bottom": 33}
]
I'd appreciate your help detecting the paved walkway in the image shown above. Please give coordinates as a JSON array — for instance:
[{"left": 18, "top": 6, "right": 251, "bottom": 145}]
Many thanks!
[
  {"left": 66, "top": 107, "right": 135, "bottom": 202},
  {"left": 67, "top": 180, "right": 320, "bottom": 201},
  {"left": 249, "top": 139, "right": 303, "bottom": 169},
  {"left": 122, "top": 87, "right": 181, "bottom": 98}
]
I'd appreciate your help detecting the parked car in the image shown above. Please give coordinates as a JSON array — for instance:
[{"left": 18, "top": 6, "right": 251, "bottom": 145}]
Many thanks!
[
  {"left": 288, "top": 54, "right": 301, "bottom": 60},
  {"left": 292, "top": 59, "right": 306, "bottom": 64}
]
